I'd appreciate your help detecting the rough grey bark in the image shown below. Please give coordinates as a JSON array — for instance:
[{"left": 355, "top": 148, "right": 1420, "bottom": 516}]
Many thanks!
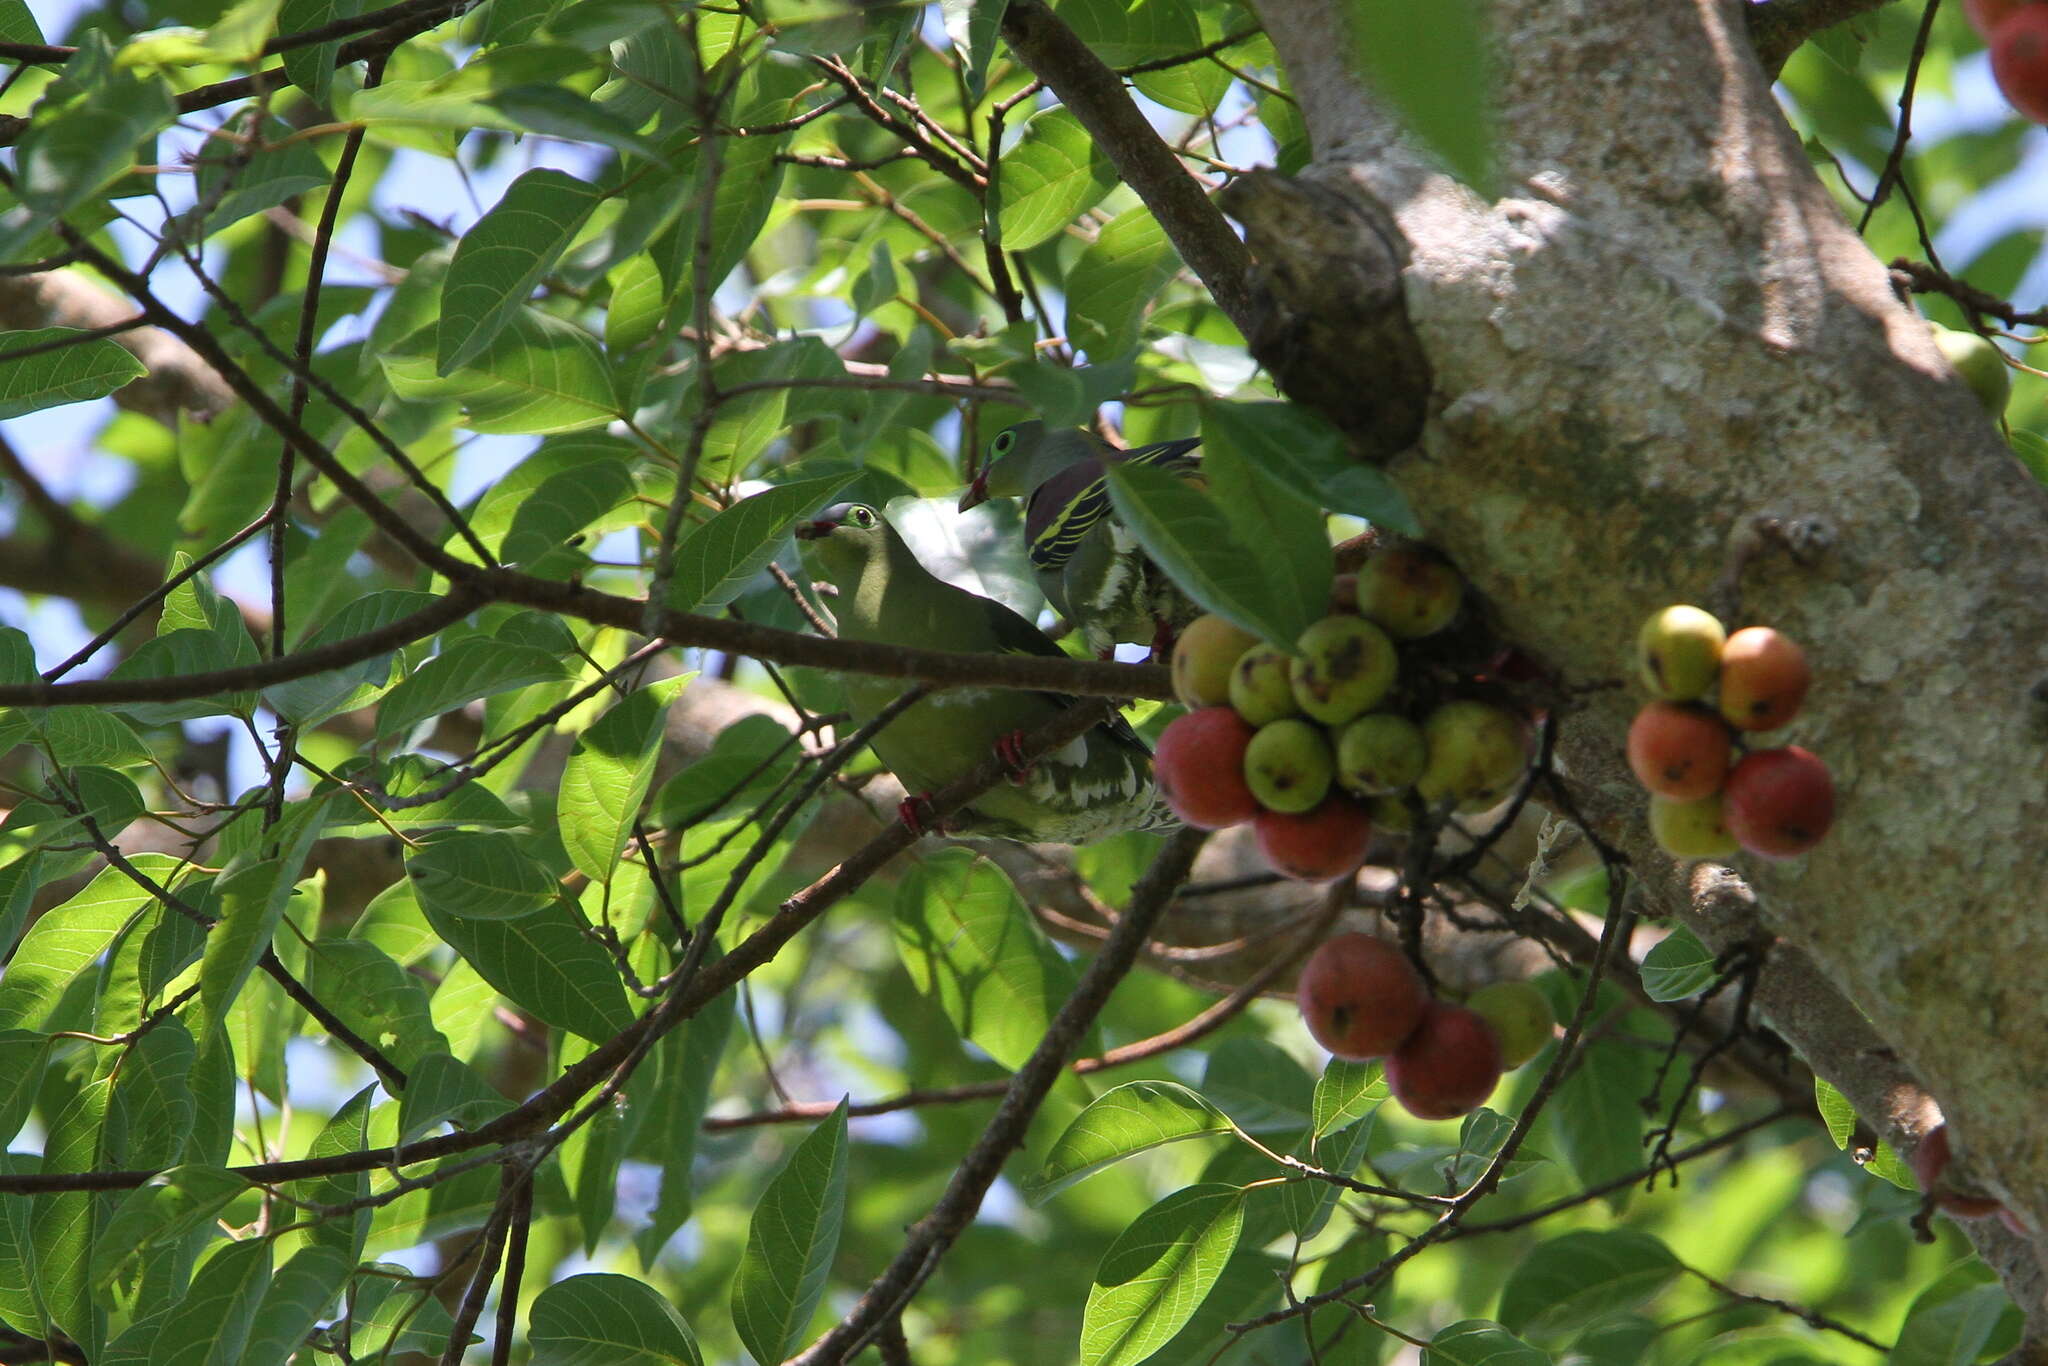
[{"left": 1246, "top": 0, "right": 2048, "bottom": 1313}]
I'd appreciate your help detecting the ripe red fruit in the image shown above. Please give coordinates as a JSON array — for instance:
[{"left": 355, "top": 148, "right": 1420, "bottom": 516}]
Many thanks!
[
  {"left": 1153, "top": 708, "right": 1261, "bottom": 829},
  {"left": 1626, "top": 702, "right": 1734, "bottom": 800},
  {"left": 1967, "top": 0, "right": 2028, "bottom": 38},
  {"left": 1254, "top": 796, "right": 1375, "bottom": 881},
  {"left": 1723, "top": 746, "right": 1836, "bottom": 858},
  {"left": 1992, "top": 7, "right": 2048, "bottom": 122},
  {"left": 1912, "top": 1124, "right": 2005, "bottom": 1219},
  {"left": 1296, "top": 933, "right": 1428, "bottom": 1060},
  {"left": 1717, "top": 627, "right": 1811, "bottom": 732},
  {"left": 1386, "top": 1001, "right": 1504, "bottom": 1121}
]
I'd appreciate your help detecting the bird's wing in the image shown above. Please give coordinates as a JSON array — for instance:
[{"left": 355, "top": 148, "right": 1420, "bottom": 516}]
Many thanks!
[{"left": 1024, "top": 437, "right": 1202, "bottom": 575}]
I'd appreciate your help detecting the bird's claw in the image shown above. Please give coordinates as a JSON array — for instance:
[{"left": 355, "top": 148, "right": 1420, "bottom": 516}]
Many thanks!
[
  {"left": 899, "top": 794, "right": 940, "bottom": 836},
  {"left": 994, "top": 731, "right": 1035, "bottom": 784}
]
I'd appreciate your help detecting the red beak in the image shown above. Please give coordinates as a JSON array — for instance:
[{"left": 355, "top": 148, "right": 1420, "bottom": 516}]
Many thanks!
[{"left": 958, "top": 471, "right": 990, "bottom": 511}]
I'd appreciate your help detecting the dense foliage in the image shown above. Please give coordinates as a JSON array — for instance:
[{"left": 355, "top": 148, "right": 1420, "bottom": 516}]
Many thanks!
[{"left": 0, "top": 0, "right": 2042, "bottom": 1362}]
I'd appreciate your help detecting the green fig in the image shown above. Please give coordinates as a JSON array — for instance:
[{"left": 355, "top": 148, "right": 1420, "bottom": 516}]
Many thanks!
[
  {"left": 1243, "top": 718, "right": 1334, "bottom": 814},
  {"left": 1466, "top": 981, "right": 1555, "bottom": 1069},
  {"left": 1355, "top": 546, "right": 1463, "bottom": 639},
  {"left": 1230, "top": 643, "right": 1301, "bottom": 726},
  {"left": 1335, "top": 713, "right": 1428, "bottom": 795},
  {"left": 1290, "top": 615, "right": 1398, "bottom": 725},
  {"left": 1647, "top": 791, "right": 1740, "bottom": 859},
  {"left": 1416, "top": 701, "right": 1529, "bottom": 807},
  {"left": 1636, "top": 605, "right": 1725, "bottom": 701},
  {"left": 1173, "top": 615, "right": 1260, "bottom": 709}
]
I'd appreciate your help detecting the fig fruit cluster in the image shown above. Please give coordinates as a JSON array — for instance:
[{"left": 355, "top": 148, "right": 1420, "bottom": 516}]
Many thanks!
[
  {"left": 1630, "top": 606, "right": 1836, "bottom": 860},
  {"left": 1156, "top": 548, "right": 1532, "bottom": 882},
  {"left": 1296, "top": 933, "right": 1555, "bottom": 1121},
  {"left": 1970, "top": 0, "right": 2048, "bottom": 123}
]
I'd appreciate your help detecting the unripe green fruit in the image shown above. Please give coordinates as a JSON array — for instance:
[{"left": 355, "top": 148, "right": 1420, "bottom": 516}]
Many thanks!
[
  {"left": 1355, "top": 546, "right": 1463, "bottom": 639},
  {"left": 1466, "top": 981, "right": 1555, "bottom": 1069},
  {"left": 1290, "top": 615, "right": 1398, "bottom": 725},
  {"left": 1647, "top": 791, "right": 1739, "bottom": 859},
  {"left": 1930, "top": 322, "right": 2012, "bottom": 417},
  {"left": 1229, "top": 644, "right": 1301, "bottom": 726},
  {"left": 1369, "top": 794, "right": 1416, "bottom": 835},
  {"left": 1416, "top": 701, "right": 1529, "bottom": 807},
  {"left": 1243, "top": 719, "right": 1334, "bottom": 814},
  {"left": 1637, "top": 605, "right": 1726, "bottom": 701},
  {"left": 1173, "top": 615, "right": 1260, "bottom": 709},
  {"left": 1335, "top": 713, "right": 1427, "bottom": 795}
]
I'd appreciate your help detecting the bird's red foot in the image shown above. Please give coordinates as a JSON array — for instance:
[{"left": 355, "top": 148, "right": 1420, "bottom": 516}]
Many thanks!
[
  {"left": 898, "top": 794, "right": 940, "bottom": 836},
  {"left": 1148, "top": 620, "right": 1179, "bottom": 663},
  {"left": 994, "top": 730, "right": 1035, "bottom": 784}
]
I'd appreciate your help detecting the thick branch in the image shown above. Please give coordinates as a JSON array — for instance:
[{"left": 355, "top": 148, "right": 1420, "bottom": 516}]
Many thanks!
[{"left": 997, "top": 0, "right": 1257, "bottom": 334}]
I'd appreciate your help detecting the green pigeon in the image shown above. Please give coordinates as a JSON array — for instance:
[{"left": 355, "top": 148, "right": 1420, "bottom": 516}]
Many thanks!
[
  {"left": 795, "top": 502, "right": 1174, "bottom": 843},
  {"left": 957, "top": 420, "right": 1202, "bottom": 658}
]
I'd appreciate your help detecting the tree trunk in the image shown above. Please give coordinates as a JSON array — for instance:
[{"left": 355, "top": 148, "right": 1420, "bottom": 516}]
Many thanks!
[{"left": 1243, "top": 0, "right": 2048, "bottom": 1313}]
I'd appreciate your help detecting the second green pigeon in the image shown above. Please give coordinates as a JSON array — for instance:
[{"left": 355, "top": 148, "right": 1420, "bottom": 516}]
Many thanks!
[
  {"left": 796, "top": 502, "right": 1174, "bottom": 843},
  {"left": 958, "top": 420, "right": 1202, "bottom": 658}
]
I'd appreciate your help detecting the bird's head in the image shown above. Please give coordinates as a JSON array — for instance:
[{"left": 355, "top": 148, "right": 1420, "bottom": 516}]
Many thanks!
[
  {"left": 795, "top": 502, "right": 891, "bottom": 582},
  {"left": 957, "top": 420, "right": 1047, "bottom": 511}
]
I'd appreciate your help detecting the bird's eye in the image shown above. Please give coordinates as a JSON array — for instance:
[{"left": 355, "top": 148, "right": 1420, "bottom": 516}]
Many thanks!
[
  {"left": 852, "top": 507, "right": 874, "bottom": 527},
  {"left": 993, "top": 431, "right": 1014, "bottom": 455}
]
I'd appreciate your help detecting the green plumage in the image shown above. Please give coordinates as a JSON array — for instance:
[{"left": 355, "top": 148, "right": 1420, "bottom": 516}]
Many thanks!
[
  {"left": 960, "top": 421, "right": 1203, "bottom": 657},
  {"left": 796, "top": 503, "right": 1173, "bottom": 843}
]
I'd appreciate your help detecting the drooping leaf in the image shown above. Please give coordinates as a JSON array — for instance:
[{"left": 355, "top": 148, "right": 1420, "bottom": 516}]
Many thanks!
[
  {"left": 731, "top": 1100, "right": 849, "bottom": 1365},
  {"left": 530, "top": 1272, "right": 705, "bottom": 1366},
  {"left": 665, "top": 472, "right": 860, "bottom": 613},
  {"left": 439, "top": 168, "right": 607, "bottom": 374},
  {"left": 1079, "top": 1184, "right": 1246, "bottom": 1366},
  {"left": 997, "top": 108, "right": 1119, "bottom": 251},
  {"left": 1640, "top": 927, "right": 1719, "bottom": 1002},
  {"left": 0, "top": 327, "right": 147, "bottom": 418},
  {"left": 1423, "top": 1320, "right": 1552, "bottom": 1365},
  {"left": 1028, "top": 1081, "right": 1235, "bottom": 1204},
  {"left": 1495, "top": 1230, "right": 1681, "bottom": 1340}
]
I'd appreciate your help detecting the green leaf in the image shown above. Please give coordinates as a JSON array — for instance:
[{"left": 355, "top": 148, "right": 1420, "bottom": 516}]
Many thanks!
[
  {"left": 303, "top": 938, "right": 449, "bottom": 1070},
  {"left": 530, "top": 1272, "right": 704, "bottom": 1366},
  {"left": 240, "top": 1244, "right": 355, "bottom": 1366},
  {"left": 277, "top": 0, "right": 361, "bottom": 102},
  {"left": 374, "top": 634, "right": 571, "bottom": 738},
  {"left": 419, "top": 891, "right": 632, "bottom": 1043},
  {"left": 1542, "top": 1035, "right": 1654, "bottom": 1210},
  {"left": 632, "top": 982, "right": 735, "bottom": 1263},
  {"left": 893, "top": 849, "right": 1079, "bottom": 1073},
  {"left": 1495, "top": 1230, "right": 1680, "bottom": 1340},
  {"left": 0, "top": 858, "right": 159, "bottom": 1031},
  {"left": 1423, "top": 1320, "right": 1552, "bottom": 1365},
  {"left": 0, "top": 1153, "right": 40, "bottom": 1328},
  {"left": 108, "top": 1020, "right": 196, "bottom": 1169},
  {"left": 0, "top": 1031, "right": 47, "bottom": 1145},
  {"left": 117, "top": 0, "right": 282, "bottom": 68},
  {"left": 1202, "top": 1037, "right": 1315, "bottom": 1135},
  {"left": 941, "top": 0, "right": 1006, "bottom": 101},
  {"left": 652, "top": 94, "right": 792, "bottom": 330},
  {"left": 1199, "top": 431, "right": 1332, "bottom": 635},
  {"left": 95, "top": 1166, "right": 251, "bottom": 1292},
  {"left": 0, "top": 45, "right": 174, "bottom": 257},
  {"left": 0, "top": 1, "right": 44, "bottom": 42},
  {"left": 2009, "top": 428, "right": 2048, "bottom": 486},
  {"left": 665, "top": 471, "right": 860, "bottom": 612},
  {"left": 1103, "top": 460, "right": 1302, "bottom": 649},
  {"left": 185, "top": 112, "right": 332, "bottom": 239},
  {"left": 396, "top": 1052, "right": 513, "bottom": 1145},
  {"left": 1813, "top": 1077, "right": 1914, "bottom": 1190},
  {"left": 1079, "top": 1184, "right": 1245, "bottom": 1366},
  {"left": 997, "top": 108, "right": 1119, "bottom": 251},
  {"left": 262, "top": 589, "right": 437, "bottom": 724},
  {"left": 1201, "top": 400, "right": 1422, "bottom": 534},
  {"left": 34, "top": 1050, "right": 118, "bottom": 1358},
  {"left": 559, "top": 680, "right": 680, "bottom": 882},
  {"left": 1348, "top": 1, "right": 1495, "bottom": 193},
  {"left": 1890, "top": 1258, "right": 2022, "bottom": 1366},
  {"left": 1286, "top": 1113, "right": 1375, "bottom": 1240},
  {"left": 0, "top": 327, "right": 147, "bottom": 418},
  {"left": 1028, "top": 1081, "right": 1235, "bottom": 1203},
  {"left": 1312, "top": 1058, "right": 1388, "bottom": 1139},
  {"left": 1640, "top": 928, "right": 1719, "bottom": 1001},
  {"left": 407, "top": 830, "right": 561, "bottom": 920},
  {"left": 1067, "top": 207, "right": 1178, "bottom": 360},
  {"left": 440, "top": 169, "right": 607, "bottom": 375},
  {"left": 381, "top": 310, "right": 621, "bottom": 434},
  {"left": 731, "top": 1100, "right": 849, "bottom": 1365},
  {"left": 145, "top": 1234, "right": 272, "bottom": 1366},
  {"left": 286, "top": 1085, "right": 377, "bottom": 1262}
]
